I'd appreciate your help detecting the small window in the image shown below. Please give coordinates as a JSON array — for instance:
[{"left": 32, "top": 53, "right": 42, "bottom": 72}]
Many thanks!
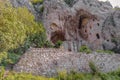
[{"left": 96, "top": 33, "right": 100, "bottom": 39}]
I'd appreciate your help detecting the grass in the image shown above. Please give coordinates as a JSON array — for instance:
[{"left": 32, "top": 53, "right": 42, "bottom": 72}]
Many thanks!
[
  {"left": 96, "top": 50, "right": 114, "bottom": 54},
  {"left": 79, "top": 45, "right": 92, "bottom": 54},
  {"left": 1, "top": 62, "right": 120, "bottom": 80}
]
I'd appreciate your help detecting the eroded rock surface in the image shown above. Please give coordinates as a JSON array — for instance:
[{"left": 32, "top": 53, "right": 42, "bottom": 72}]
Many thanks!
[
  {"left": 102, "top": 10, "right": 120, "bottom": 52},
  {"left": 43, "top": 0, "right": 120, "bottom": 52},
  {"left": 13, "top": 48, "right": 120, "bottom": 76}
]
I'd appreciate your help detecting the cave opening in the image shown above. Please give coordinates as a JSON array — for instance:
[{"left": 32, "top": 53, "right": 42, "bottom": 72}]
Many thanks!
[
  {"left": 78, "top": 15, "right": 88, "bottom": 29},
  {"left": 97, "top": 23, "right": 100, "bottom": 26},
  {"left": 51, "top": 30, "right": 65, "bottom": 44},
  {"left": 78, "top": 16, "right": 82, "bottom": 29},
  {"left": 96, "top": 33, "right": 100, "bottom": 39}
]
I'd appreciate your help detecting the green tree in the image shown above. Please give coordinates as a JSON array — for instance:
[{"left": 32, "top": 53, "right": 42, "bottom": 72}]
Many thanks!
[{"left": 0, "top": 1, "right": 43, "bottom": 52}]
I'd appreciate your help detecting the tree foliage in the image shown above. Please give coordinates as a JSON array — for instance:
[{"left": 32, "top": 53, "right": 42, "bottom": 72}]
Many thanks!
[
  {"left": 30, "top": 0, "right": 43, "bottom": 4},
  {"left": 0, "top": 1, "right": 43, "bottom": 52}
]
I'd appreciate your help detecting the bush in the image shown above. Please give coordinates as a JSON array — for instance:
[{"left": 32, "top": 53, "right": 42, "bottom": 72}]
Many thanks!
[
  {"left": 64, "top": 0, "right": 74, "bottom": 7},
  {"left": 29, "top": 30, "right": 47, "bottom": 48},
  {"left": 89, "top": 61, "right": 99, "bottom": 75},
  {"left": 44, "top": 41, "right": 53, "bottom": 48},
  {"left": 0, "top": 52, "right": 8, "bottom": 64},
  {"left": 40, "top": 6, "right": 44, "bottom": 12},
  {"left": 8, "top": 29, "right": 52, "bottom": 54},
  {"left": 0, "top": 1, "right": 47, "bottom": 68},
  {"left": 54, "top": 40, "right": 63, "bottom": 48},
  {"left": 0, "top": 67, "right": 55, "bottom": 80},
  {"left": 79, "top": 45, "right": 92, "bottom": 54},
  {"left": 1, "top": 52, "right": 20, "bottom": 67},
  {"left": 31, "top": 0, "right": 43, "bottom": 4},
  {"left": 0, "top": 1, "right": 43, "bottom": 52},
  {"left": 1, "top": 67, "right": 120, "bottom": 80}
]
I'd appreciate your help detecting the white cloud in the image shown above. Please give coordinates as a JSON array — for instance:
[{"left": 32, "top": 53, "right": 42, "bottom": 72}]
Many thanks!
[{"left": 98, "top": 0, "right": 120, "bottom": 7}]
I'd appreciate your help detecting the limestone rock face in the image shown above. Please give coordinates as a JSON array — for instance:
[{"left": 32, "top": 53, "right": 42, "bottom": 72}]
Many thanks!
[
  {"left": 13, "top": 48, "right": 120, "bottom": 76},
  {"left": 43, "top": 0, "right": 114, "bottom": 52},
  {"left": 102, "top": 10, "right": 120, "bottom": 52}
]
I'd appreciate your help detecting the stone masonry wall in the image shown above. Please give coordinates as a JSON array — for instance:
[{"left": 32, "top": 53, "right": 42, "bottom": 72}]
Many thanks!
[{"left": 14, "top": 48, "right": 120, "bottom": 76}]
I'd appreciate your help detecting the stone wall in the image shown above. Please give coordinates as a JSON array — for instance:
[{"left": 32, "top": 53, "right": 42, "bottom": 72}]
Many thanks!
[{"left": 14, "top": 48, "right": 120, "bottom": 76}]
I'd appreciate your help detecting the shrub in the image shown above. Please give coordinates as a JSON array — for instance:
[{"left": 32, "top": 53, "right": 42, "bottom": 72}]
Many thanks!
[
  {"left": 29, "top": 30, "right": 47, "bottom": 48},
  {"left": 0, "top": 1, "right": 46, "bottom": 68},
  {"left": 54, "top": 40, "right": 63, "bottom": 48},
  {"left": 40, "top": 6, "right": 44, "bottom": 12},
  {"left": 44, "top": 41, "right": 53, "bottom": 48},
  {"left": 89, "top": 61, "right": 99, "bottom": 75},
  {"left": 0, "top": 52, "right": 7, "bottom": 64},
  {"left": 111, "top": 38, "right": 120, "bottom": 53},
  {"left": 0, "top": 1, "right": 45, "bottom": 53},
  {"left": 8, "top": 29, "right": 52, "bottom": 54},
  {"left": 0, "top": 2, "right": 44, "bottom": 52},
  {"left": 1, "top": 52, "right": 20, "bottom": 67},
  {"left": 0, "top": 67, "right": 55, "bottom": 80},
  {"left": 31, "top": 0, "right": 43, "bottom": 4},
  {"left": 1, "top": 67, "right": 120, "bottom": 80},
  {"left": 57, "top": 70, "right": 67, "bottom": 80},
  {"left": 79, "top": 45, "right": 92, "bottom": 54},
  {"left": 114, "top": 6, "right": 120, "bottom": 10},
  {"left": 64, "top": 0, "right": 74, "bottom": 7}
]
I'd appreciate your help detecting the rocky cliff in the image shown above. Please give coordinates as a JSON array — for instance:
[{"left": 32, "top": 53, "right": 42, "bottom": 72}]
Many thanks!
[
  {"left": 9, "top": 0, "right": 120, "bottom": 52},
  {"left": 43, "top": 0, "right": 120, "bottom": 52}
]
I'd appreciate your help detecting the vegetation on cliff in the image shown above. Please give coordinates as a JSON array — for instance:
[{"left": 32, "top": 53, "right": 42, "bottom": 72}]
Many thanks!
[{"left": 0, "top": 1, "right": 46, "bottom": 67}]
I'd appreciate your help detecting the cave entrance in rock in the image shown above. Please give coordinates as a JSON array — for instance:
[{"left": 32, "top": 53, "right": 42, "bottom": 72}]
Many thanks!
[
  {"left": 78, "top": 15, "right": 88, "bottom": 29},
  {"left": 96, "top": 33, "right": 100, "bottom": 39},
  {"left": 51, "top": 30, "right": 65, "bottom": 44}
]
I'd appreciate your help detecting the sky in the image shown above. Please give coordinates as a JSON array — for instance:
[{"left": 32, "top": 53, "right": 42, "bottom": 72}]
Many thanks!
[{"left": 98, "top": 0, "right": 120, "bottom": 7}]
